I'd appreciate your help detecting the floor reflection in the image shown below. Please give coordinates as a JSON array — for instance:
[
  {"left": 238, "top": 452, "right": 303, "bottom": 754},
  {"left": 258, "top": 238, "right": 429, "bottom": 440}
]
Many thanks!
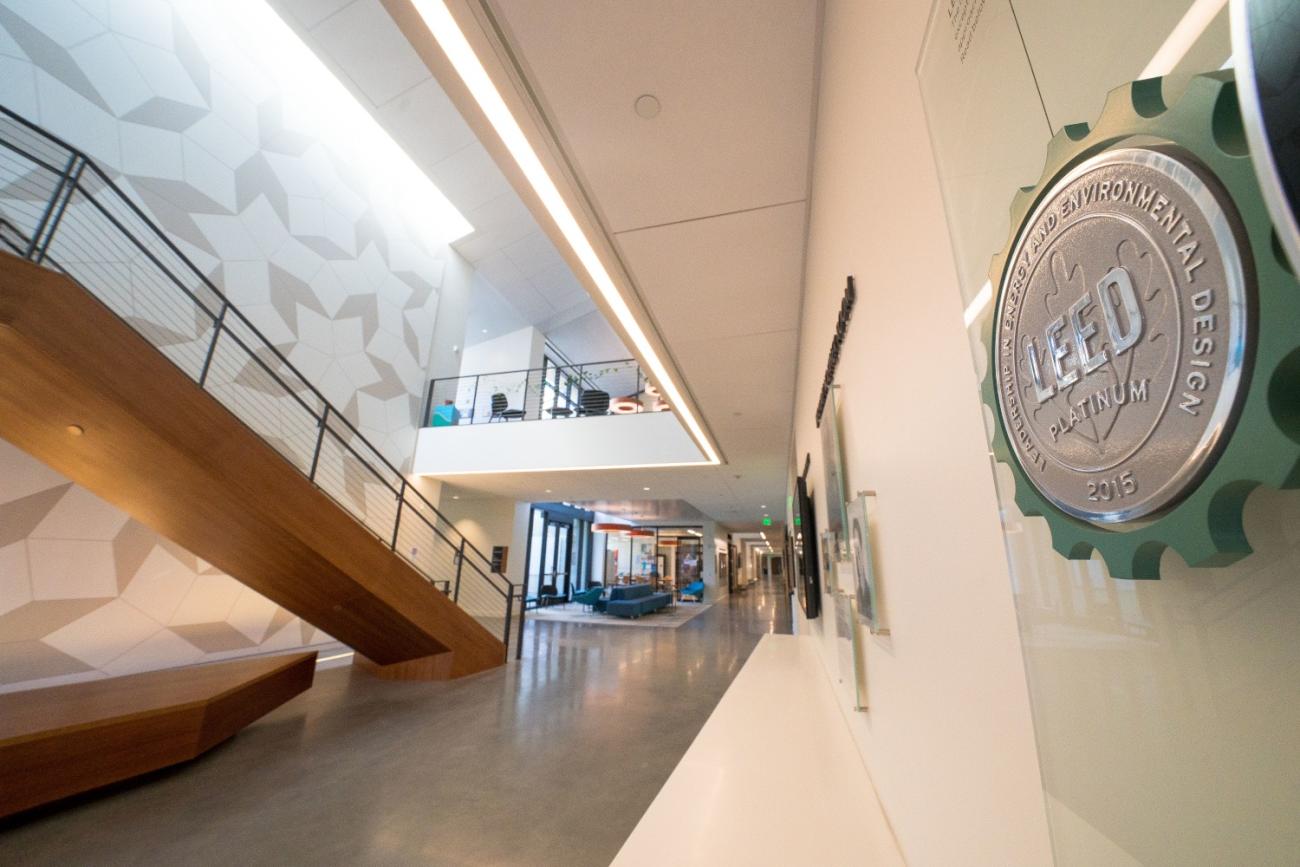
[{"left": 0, "top": 578, "right": 794, "bottom": 867}]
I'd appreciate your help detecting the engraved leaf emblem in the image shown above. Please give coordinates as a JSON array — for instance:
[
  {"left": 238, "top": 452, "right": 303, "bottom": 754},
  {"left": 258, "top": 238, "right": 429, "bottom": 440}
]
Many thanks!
[{"left": 1096, "top": 239, "right": 1170, "bottom": 441}]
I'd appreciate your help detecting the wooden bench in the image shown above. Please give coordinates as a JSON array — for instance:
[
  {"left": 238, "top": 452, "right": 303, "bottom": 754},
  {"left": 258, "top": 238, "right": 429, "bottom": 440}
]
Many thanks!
[{"left": 0, "top": 651, "right": 316, "bottom": 818}]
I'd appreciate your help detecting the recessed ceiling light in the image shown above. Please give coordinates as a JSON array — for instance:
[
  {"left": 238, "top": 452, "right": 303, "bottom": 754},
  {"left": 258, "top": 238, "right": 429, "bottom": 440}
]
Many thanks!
[
  {"left": 642, "top": 486, "right": 650, "bottom": 491},
  {"left": 452, "top": 495, "right": 460, "bottom": 499},
  {"left": 481, "top": 328, "right": 488, "bottom": 333},
  {"left": 66, "top": 425, "right": 84, "bottom": 436},
  {"left": 633, "top": 93, "right": 661, "bottom": 119},
  {"left": 545, "top": 489, "right": 552, "bottom": 493}
]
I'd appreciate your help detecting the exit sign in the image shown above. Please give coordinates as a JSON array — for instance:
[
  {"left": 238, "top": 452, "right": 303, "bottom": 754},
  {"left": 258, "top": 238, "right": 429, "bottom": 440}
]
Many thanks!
[{"left": 762, "top": 517, "right": 772, "bottom": 526}]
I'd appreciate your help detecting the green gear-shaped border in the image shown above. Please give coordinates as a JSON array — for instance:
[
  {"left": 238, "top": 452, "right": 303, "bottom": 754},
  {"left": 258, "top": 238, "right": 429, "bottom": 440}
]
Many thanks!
[{"left": 979, "top": 71, "right": 1300, "bottom": 580}]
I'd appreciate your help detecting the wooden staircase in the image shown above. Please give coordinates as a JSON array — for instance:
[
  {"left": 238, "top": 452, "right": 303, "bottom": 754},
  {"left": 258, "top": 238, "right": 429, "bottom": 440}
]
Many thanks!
[{"left": 0, "top": 252, "right": 505, "bottom": 678}]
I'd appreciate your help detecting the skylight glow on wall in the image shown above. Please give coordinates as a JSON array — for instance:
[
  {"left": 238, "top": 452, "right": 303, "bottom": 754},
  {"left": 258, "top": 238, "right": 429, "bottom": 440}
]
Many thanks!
[{"left": 188, "top": 0, "right": 473, "bottom": 246}]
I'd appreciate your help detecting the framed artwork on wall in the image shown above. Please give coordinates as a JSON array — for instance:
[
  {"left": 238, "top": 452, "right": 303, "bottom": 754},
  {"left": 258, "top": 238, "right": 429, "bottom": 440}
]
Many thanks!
[
  {"left": 848, "top": 491, "right": 884, "bottom": 633},
  {"left": 818, "top": 385, "right": 849, "bottom": 558}
]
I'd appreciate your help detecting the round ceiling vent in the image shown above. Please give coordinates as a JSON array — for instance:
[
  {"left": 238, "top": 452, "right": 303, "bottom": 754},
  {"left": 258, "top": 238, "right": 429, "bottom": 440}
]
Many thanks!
[{"left": 634, "top": 94, "right": 661, "bottom": 119}]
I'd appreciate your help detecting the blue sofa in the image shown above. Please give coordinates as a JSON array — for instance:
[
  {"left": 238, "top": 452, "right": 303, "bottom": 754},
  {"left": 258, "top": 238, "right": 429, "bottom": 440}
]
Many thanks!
[{"left": 603, "top": 583, "right": 672, "bottom": 618}]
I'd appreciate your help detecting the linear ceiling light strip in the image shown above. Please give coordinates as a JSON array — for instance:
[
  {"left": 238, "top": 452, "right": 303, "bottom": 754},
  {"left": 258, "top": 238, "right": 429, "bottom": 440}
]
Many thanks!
[{"left": 412, "top": 0, "right": 719, "bottom": 465}]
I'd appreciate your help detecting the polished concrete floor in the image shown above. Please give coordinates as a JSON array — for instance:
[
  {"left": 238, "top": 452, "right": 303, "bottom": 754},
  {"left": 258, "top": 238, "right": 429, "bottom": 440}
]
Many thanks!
[{"left": 2, "top": 579, "right": 791, "bottom": 866}]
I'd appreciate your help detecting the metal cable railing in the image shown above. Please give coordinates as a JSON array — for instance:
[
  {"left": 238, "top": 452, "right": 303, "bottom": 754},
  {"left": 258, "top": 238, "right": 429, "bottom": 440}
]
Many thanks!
[
  {"left": 0, "top": 105, "right": 524, "bottom": 658},
  {"left": 425, "top": 357, "right": 671, "bottom": 426}
]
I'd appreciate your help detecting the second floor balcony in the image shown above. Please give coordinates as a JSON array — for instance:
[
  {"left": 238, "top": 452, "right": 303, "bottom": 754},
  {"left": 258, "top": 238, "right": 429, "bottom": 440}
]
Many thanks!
[
  {"left": 414, "top": 358, "right": 707, "bottom": 477},
  {"left": 423, "top": 358, "right": 672, "bottom": 427}
]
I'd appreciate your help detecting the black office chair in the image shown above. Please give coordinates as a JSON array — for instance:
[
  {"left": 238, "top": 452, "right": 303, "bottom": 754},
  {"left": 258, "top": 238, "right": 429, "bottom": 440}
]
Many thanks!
[
  {"left": 489, "top": 393, "right": 525, "bottom": 422},
  {"left": 577, "top": 389, "right": 610, "bottom": 416}
]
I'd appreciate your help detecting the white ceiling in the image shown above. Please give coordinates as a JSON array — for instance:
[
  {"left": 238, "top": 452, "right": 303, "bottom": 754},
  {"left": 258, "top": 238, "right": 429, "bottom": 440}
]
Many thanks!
[
  {"left": 270, "top": 0, "right": 598, "bottom": 342},
  {"left": 490, "top": 0, "right": 818, "bottom": 234},
  {"left": 482, "top": 0, "right": 819, "bottom": 528},
  {"left": 575, "top": 499, "right": 714, "bottom": 524}
]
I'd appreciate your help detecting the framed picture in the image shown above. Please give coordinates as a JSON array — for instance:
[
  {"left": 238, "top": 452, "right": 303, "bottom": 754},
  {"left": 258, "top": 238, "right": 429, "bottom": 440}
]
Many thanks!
[
  {"left": 820, "top": 530, "right": 837, "bottom": 593},
  {"left": 818, "top": 385, "right": 849, "bottom": 553},
  {"left": 848, "top": 491, "right": 882, "bottom": 633}
]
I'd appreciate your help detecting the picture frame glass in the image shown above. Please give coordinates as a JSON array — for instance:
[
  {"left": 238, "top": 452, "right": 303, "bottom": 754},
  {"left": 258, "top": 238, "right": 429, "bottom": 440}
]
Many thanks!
[
  {"left": 849, "top": 492, "right": 879, "bottom": 631},
  {"left": 819, "top": 385, "right": 850, "bottom": 548},
  {"left": 821, "top": 530, "right": 837, "bottom": 593}
]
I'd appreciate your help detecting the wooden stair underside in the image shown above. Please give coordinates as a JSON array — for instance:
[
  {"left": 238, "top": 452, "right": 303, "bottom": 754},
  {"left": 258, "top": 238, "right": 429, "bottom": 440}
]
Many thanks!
[{"left": 0, "top": 252, "right": 504, "bottom": 677}]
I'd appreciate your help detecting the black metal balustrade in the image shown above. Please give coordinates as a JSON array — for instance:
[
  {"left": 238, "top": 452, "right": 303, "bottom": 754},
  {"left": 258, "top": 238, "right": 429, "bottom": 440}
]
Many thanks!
[
  {"left": 0, "top": 104, "right": 525, "bottom": 658},
  {"left": 425, "top": 358, "right": 671, "bottom": 426}
]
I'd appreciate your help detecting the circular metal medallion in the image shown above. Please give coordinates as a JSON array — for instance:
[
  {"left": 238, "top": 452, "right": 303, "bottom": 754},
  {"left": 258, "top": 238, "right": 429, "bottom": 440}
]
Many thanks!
[{"left": 994, "top": 147, "right": 1251, "bottom": 524}]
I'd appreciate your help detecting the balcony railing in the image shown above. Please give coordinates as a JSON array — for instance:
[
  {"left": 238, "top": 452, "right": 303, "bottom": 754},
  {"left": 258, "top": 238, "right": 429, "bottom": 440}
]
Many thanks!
[
  {"left": 425, "top": 358, "right": 672, "bottom": 426},
  {"left": 0, "top": 104, "right": 525, "bottom": 659}
]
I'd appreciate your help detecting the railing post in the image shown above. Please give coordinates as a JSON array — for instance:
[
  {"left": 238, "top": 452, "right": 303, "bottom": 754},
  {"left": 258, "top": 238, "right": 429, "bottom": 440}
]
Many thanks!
[
  {"left": 453, "top": 538, "right": 466, "bottom": 602},
  {"left": 515, "top": 587, "right": 526, "bottom": 660},
  {"left": 521, "top": 369, "right": 531, "bottom": 420},
  {"left": 27, "top": 153, "right": 84, "bottom": 263},
  {"left": 636, "top": 365, "right": 643, "bottom": 413},
  {"left": 390, "top": 479, "right": 407, "bottom": 551},
  {"left": 308, "top": 405, "right": 329, "bottom": 483},
  {"left": 422, "top": 379, "right": 435, "bottom": 428},
  {"left": 197, "top": 300, "right": 229, "bottom": 388},
  {"left": 502, "top": 582, "right": 514, "bottom": 655},
  {"left": 469, "top": 374, "right": 479, "bottom": 424}
]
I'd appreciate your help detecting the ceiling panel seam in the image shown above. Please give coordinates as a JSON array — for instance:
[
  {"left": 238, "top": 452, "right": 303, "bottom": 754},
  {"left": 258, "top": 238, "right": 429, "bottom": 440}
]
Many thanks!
[
  {"left": 675, "top": 326, "right": 799, "bottom": 345},
  {"left": 612, "top": 197, "right": 810, "bottom": 237}
]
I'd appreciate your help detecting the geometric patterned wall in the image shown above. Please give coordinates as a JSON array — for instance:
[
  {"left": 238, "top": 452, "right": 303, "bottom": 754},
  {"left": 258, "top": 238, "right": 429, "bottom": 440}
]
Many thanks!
[
  {"left": 0, "top": 438, "right": 334, "bottom": 693},
  {"left": 0, "top": 1, "right": 466, "bottom": 690},
  {"left": 0, "top": 0, "right": 456, "bottom": 469}
]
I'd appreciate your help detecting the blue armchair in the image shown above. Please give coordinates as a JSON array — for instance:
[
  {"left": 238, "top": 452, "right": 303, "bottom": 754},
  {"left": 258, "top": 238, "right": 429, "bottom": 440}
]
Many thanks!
[
  {"left": 678, "top": 581, "right": 705, "bottom": 602},
  {"left": 570, "top": 587, "right": 604, "bottom": 611}
]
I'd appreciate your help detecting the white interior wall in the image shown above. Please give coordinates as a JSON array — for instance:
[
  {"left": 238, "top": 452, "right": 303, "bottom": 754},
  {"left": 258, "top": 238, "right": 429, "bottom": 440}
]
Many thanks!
[
  {"left": 507, "top": 502, "right": 531, "bottom": 587},
  {"left": 544, "top": 308, "right": 630, "bottom": 363},
  {"left": 427, "top": 250, "right": 476, "bottom": 383},
  {"left": 788, "top": 2, "right": 1053, "bottom": 865},
  {"left": 702, "top": 521, "right": 727, "bottom": 599},
  {"left": 439, "top": 495, "right": 518, "bottom": 565},
  {"left": 458, "top": 325, "right": 544, "bottom": 377}
]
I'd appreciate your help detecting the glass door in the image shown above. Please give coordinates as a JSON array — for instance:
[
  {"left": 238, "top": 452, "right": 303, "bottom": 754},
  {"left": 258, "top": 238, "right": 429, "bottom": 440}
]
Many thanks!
[
  {"left": 525, "top": 506, "right": 596, "bottom": 600},
  {"left": 542, "top": 519, "right": 572, "bottom": 597}
]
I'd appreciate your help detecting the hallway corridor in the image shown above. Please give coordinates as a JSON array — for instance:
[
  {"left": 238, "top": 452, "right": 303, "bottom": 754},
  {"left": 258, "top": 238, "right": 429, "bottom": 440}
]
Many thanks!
[{"left": 1, "top": 581, "right": 792, "bottom": 866}]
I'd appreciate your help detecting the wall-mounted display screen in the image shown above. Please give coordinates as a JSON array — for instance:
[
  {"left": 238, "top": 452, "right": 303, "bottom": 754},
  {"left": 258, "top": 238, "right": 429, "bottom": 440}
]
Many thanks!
[{"left": 796, "top": 475, "right": 820, "bottom": 619}]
